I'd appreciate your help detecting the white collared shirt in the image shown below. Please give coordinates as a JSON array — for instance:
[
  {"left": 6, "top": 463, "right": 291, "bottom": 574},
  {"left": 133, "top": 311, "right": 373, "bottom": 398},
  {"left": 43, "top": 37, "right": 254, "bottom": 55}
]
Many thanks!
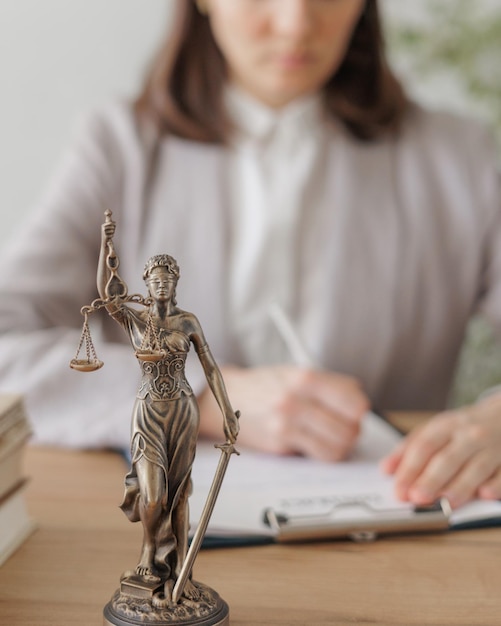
[{"left": 225, "top": 86, "right": 327, "bottom": 365}]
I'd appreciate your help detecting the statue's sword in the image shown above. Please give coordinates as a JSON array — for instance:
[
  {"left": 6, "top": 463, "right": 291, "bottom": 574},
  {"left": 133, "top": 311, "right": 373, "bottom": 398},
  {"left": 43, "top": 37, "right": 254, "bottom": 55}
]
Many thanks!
[{"left": 172, "top": 436, "right": 240, "bottom": 604}]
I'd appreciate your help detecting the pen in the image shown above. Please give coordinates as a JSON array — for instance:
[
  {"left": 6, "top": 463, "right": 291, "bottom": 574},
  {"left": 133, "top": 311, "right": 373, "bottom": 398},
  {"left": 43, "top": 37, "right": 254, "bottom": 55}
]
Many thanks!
[
  {"left": 268, "top": 303, "right": 315, "bottom": 368},
  {"left": 268, "top": 303, "right": 393, "bottom": 429}
]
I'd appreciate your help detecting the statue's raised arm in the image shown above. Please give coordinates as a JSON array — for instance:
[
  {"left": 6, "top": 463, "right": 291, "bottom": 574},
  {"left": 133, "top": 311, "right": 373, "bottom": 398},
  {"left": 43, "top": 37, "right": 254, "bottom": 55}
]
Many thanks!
[
  {"left": 97, "top": 209, "right": 128, "bottom": 312},
  {"left": 70, "top": 210, "right": 149, "bottom": 371}
]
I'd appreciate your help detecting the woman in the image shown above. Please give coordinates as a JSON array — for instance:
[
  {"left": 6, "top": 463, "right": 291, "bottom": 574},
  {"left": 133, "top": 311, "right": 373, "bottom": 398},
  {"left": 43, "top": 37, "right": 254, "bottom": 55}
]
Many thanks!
[
  {"left": 0, "top": 0, "right": 501, "bottom": 510},
  {"left": 97, "top": 216, "right": 239, "bottom": 589}
]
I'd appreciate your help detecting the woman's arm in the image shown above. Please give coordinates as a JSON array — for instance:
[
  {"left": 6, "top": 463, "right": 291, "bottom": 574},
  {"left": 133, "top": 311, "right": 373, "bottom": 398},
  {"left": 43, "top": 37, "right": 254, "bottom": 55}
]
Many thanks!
[
  {"left": 382, "top": 125, "right": 501, "bottom": 509},
  {"left": 198, "top": 364, "right": 368, "bottom": 461},
  {"left": 0, "top": 105, "right": 139, "bottom": 448}
]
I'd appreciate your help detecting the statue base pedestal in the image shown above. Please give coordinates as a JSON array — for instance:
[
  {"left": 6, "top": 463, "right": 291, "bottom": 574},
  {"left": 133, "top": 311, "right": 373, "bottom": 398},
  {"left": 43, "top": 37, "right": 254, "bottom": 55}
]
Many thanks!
[{"left": 103, "top": 577, "right": 229, "bottom": 626}]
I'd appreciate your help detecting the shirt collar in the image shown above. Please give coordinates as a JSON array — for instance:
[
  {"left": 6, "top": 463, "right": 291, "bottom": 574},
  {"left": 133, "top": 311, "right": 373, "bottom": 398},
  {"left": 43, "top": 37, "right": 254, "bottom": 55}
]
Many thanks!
[{"left": 224, "top": 84, "right": 325, "bottom": 143}]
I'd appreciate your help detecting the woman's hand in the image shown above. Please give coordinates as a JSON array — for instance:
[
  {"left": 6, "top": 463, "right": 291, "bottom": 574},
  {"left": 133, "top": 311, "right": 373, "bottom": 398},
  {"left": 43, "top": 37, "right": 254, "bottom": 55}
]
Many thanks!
[
  {"left": 198, "top": 365, "right": 369, "bottom": 462},
  {"left": 381, "top": 394, "right": 501, "bottom": 508}
]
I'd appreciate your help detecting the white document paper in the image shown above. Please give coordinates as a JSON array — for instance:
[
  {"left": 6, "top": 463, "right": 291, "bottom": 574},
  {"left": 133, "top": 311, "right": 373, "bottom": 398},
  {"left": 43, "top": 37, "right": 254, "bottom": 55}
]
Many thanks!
[{"left": 190, "top": 412, "right": 501, "bottom": 539}]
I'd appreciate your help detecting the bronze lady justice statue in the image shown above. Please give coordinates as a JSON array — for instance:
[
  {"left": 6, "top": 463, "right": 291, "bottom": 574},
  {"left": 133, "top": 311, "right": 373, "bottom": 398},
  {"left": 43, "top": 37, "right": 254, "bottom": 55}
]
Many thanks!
[{"left": 72, "top": 211, "right": 240, "bottom": 626}]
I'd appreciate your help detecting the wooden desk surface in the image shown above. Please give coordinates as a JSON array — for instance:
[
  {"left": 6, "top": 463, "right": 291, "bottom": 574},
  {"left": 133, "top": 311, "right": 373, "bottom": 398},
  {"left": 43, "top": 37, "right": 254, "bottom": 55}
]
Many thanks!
[{"left": 1, "top": 416, "right": 500, "bottom": 626}]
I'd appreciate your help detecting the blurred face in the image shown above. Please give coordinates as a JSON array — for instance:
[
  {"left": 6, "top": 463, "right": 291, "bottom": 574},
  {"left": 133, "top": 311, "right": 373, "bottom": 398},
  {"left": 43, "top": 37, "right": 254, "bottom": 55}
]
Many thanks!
[
  {"left": 205, "top": 0, "right": 366, "bottom": 108},
  {"left": 146, "top": 267, "right": 177, "bottom": 302}
]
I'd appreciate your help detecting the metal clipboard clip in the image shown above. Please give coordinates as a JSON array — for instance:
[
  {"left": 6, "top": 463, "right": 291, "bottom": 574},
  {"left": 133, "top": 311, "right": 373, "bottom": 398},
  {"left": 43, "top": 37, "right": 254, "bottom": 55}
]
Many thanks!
[{"left": 263, "top": 497, "right": 452, "bottom": 543}]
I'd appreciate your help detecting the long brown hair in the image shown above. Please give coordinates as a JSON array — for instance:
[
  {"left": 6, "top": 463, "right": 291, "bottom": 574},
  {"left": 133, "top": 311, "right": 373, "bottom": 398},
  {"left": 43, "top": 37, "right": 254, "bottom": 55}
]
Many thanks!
[{"left": 135, "top": 0, "right": 408, "bottom": 143}]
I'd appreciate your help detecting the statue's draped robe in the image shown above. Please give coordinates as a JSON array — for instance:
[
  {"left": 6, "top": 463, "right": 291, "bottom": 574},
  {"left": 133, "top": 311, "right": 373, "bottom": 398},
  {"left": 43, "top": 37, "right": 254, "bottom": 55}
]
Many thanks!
[{"left": 117, "top": 307, "right": 199, "bottom": 575}]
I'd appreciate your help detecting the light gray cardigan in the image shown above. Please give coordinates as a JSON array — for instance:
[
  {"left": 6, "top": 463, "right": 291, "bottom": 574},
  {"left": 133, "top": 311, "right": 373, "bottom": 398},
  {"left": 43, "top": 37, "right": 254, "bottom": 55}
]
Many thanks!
[{"left": 0, "top": 100, "right": 499, "bottom": 446}]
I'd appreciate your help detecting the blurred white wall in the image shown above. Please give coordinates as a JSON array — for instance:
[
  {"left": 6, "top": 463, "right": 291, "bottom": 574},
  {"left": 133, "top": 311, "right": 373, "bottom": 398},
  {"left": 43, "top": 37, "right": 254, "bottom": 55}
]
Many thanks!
[{"left": 0, "top": 0, "right": 172, "bottom": 250}]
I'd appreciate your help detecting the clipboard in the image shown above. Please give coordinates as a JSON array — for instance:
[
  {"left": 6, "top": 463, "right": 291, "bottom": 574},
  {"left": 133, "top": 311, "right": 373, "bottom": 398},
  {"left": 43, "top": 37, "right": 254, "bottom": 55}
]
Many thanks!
[
  {"left": 188, "top": 412, "right": 501, "bottom": 548},
  {"left": 262, "top": 497, "right": 452, "bottom": 543}
]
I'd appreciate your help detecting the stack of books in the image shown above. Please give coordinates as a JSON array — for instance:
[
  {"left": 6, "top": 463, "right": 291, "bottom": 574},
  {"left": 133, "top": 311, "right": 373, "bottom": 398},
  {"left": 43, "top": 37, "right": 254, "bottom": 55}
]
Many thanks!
[{"left": 0, "top": 394, "right": 34, "bottom": 566}]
